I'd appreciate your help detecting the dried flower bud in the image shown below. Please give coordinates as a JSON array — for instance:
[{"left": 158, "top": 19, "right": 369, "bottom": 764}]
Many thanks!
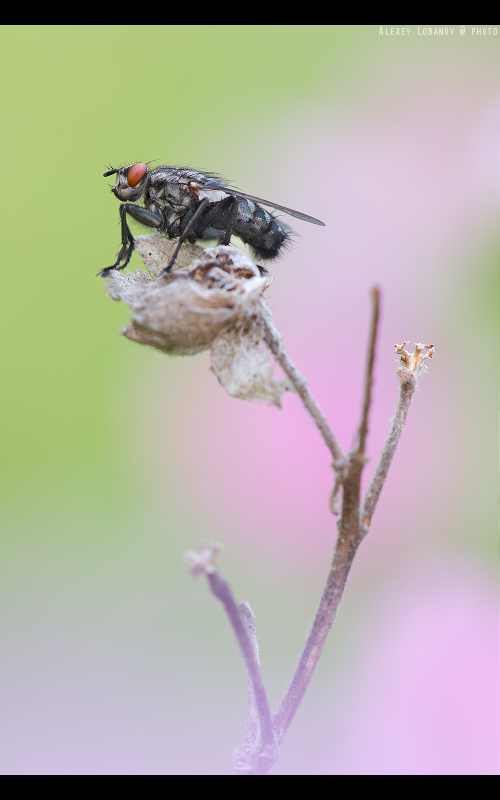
[
  {"left": 182, "top": 541, "right": 223, "bottom": 577},
  {"left": 395, "top": 342, "right": 434, "bottom": 383},
  {"left": 103, "top": 235, "right": 292, "bottom": 405}
]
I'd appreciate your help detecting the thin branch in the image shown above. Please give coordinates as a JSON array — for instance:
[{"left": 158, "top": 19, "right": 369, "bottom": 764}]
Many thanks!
[
  {"left": 355, "top": 286, "right": 380, "bottom": 457},
  {"left": 272, "top": 530, "right": 360, "bottom": 742},
  {"left": 360, "top": 342, "right": 434, "bottom": 537},
  {"left": 232, "top": 602, "right": 263, "bottom": 773},
  {"left": 183, "top": 544, "right": 279, "bottom": 774},
  {"left": 106, "top": 241, "right": 434, "bottom": 774},
  {"left": 360, "top": 375, "right": 415, "bottom": 535},
  {"left": 180, "top": 272, "right": 433, "bottom": 774},
  {"left": 330, "top": 287, "right": 380, "bottom": 514},
  {"left": 238, "top": 602, "right": 261, "bottom": 750},
  {"left": 262, "top": 316, "right": 347, "bottom": 471},
  {"left": 206, "top": 571, "right": 278, "bottom": 774},
  {"left": 271, "top": 290, "right": 382, "bottom": 741}
]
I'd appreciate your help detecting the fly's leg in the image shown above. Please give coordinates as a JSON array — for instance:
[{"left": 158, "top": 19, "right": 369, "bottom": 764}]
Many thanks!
[
  {"left": 99, "top": 204, "right": 163, "bottom": 278},
  {"left": 190, "top": 195, "right": 238, "bottom": 246},
  {"left": 101, "top": 209, "right": 134, "bottom": 277},
  {"left": 163, "top": 198, "right": 210, "bottom": 273},
  {"left": 217, "top": 195, "right": 238, "bottom": 245}
]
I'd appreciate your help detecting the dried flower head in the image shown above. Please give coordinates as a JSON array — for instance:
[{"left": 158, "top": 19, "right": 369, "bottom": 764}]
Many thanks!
[
  {"left": 182, "top": 541, "right": 223, "bottom": 576},
  {"left": 395, "top": 342, "right": 434, "bottom": 385},
  {"left": 395, "top": 342, "right": 434, "bottom": 370},
  {"left": 103, "top": 235, "right": 292, "bottom": 406}
]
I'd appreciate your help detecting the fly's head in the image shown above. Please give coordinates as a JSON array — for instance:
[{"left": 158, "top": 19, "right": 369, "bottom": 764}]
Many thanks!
[{"left": 103, "top": 162, "right": 149, "bottom": 201}]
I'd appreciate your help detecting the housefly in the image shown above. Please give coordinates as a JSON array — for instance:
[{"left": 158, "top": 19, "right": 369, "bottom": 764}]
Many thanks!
[{"left": 99, "top": 163, "right": 325, "bottom": 277}]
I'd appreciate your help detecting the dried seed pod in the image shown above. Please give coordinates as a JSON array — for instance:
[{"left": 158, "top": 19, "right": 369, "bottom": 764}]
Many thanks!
[{"left": 103, "top": 237, "right": 291, "bottom": 404}]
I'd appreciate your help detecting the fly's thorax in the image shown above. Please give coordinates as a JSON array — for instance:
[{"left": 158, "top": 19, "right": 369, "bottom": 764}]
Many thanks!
[
  {"left": 149, "top": 176, "right": 227, "bottom": 207},
  {"left": 150, "top": 166, "right": 205, "bottom": 184},
  {"left": 148, "top": 189, "right": 193, "bottom": 222},
  {"left": 158, "top": 185, "right": 190, "bottom": 207}
]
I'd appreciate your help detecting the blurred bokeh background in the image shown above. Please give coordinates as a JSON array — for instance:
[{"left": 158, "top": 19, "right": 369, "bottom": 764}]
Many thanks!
[{"left": 0, "top": 25, "right": 498, "bottom": 775}]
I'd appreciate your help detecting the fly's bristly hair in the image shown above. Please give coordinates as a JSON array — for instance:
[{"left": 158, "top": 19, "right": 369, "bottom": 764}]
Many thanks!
[{"left": 100, "top": 162, "right": 325, "bottom": 277}]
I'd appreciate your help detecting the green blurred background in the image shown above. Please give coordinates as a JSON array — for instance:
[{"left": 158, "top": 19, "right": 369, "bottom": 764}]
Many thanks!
[{"left": 1, "top": 26, "right": 498, "bottom": 775}]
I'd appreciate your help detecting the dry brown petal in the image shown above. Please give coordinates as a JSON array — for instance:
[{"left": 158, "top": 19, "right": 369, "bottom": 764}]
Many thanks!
[{"left": 210, "top": 301, "right": 292, "bottom": 407}]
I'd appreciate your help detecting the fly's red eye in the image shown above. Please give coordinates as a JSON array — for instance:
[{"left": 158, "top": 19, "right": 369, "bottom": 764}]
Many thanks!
[{"left": 127, "top": 163, "right": 147, "bottom": 187}]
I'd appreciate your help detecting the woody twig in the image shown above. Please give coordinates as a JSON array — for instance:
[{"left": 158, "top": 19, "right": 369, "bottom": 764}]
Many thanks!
[{"left": 103, "top": 240, "right": 433, "bottom": 775}]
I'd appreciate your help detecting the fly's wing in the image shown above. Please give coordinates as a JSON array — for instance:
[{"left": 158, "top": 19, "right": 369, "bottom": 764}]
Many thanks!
[{"left": 225, "top": 188, "right": 325, "bottom": 226}]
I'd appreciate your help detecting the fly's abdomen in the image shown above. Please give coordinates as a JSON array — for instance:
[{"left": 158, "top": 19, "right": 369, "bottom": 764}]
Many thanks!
[{"left": 233, "top": 198, "right": 289, "bottom": 260}]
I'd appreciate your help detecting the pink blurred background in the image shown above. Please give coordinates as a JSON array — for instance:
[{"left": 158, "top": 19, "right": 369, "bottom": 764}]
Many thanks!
[
  {"left": 126, "top": 73, "right": 498, "bottom": 774},
  {"left": 1, "top": 27, "right": 497, "bottom": 774}
]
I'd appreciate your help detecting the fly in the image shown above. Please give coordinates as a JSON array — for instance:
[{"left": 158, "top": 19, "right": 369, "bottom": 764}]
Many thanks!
[{"left": 99, "top": 163, "right": 325, "bottom": 278}]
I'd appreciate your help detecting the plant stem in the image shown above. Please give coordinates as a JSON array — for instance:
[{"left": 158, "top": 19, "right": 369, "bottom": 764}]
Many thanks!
[
  {"left": 272, "top": 530, "right": 360, "bottom": 740},
  {"left": 205, "top": 570, "right": 279, "bottom": 773},
  {"left": 271, "top": 288, "right": 381, "bottom": 741},
  {"left": 355, "top": 287, "right": 380, "bottom": 457},
  {"left": 262, "top": 315, "right": 347, "bottom": 471},
  {"left": 360, "top": 368, "right": 416, "bottom": 536},
  {"left": 183, "top": 274, "right": 432, "bottom": 775}
]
